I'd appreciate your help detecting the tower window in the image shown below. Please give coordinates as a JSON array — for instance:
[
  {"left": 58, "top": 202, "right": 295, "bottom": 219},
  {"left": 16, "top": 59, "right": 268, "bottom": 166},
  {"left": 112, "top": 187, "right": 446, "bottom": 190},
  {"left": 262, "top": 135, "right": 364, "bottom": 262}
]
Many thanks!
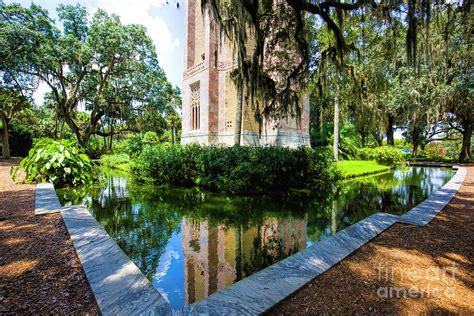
[{"left": 190, "top": 83, "right": 200, "bottom": 130}]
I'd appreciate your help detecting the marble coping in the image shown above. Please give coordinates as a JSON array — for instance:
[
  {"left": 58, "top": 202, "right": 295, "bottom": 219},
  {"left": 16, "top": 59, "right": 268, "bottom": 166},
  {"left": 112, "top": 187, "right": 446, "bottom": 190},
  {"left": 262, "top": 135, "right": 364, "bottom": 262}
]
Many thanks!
[
  {"left": 34, "top": 166, "right": 466, "bottom": 315},
  {"left": 60, "top": 205, "right": 172, "bottom": 315},
  {"left": 35, "top": 183, "right": 62, "bottom": 215}
]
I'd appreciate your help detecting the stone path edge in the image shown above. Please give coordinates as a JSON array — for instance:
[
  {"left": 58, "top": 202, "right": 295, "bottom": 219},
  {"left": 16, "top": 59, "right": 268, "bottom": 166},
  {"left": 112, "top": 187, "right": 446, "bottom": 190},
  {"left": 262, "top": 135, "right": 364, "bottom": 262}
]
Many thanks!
[
  {"left": 35, "top": 183, "right": 62, "bottom": 215},
  {"left": 33, "top": 167, "right": 466, "bottom": 315},
  {"left": 34, "top": 188, "right": 173, "bottom": 315}
]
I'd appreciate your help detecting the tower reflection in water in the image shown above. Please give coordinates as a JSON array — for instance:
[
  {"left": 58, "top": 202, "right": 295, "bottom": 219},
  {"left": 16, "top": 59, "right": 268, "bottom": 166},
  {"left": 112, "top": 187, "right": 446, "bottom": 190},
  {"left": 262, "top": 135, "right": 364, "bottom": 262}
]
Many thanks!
[{"left": 182, "top": 217, "right": 307, "bottom": 304}]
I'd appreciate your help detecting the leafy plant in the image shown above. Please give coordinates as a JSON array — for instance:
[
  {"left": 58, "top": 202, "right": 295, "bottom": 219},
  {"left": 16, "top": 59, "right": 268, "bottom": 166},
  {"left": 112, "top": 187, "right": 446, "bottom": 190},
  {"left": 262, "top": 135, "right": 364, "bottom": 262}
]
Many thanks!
[
  {"left": 142, "top": 131, "right": 160, "bottom": 147},
  {"left": 12, "top": 138, "right": 92, "bottom": 187},
  {"left": 131, "top": 144, "right": 338, "bottom": 195},
  {"left": 358, "top": 146, "right": 406, "bottom": 167}
]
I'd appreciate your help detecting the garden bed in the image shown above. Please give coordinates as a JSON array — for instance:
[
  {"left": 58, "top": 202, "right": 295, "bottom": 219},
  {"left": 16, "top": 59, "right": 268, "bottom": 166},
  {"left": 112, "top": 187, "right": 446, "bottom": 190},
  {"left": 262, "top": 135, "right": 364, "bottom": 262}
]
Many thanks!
[{"left": 0, "top": 160, "right": 99, "bottom": 314}]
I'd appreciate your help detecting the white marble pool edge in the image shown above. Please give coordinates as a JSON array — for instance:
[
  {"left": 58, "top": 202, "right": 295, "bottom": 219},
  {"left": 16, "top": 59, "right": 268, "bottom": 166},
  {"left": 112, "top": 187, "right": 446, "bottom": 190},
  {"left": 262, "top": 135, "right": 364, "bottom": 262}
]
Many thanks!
[{"left": 34, "top": 166, "right": 467, "bottom": 315}]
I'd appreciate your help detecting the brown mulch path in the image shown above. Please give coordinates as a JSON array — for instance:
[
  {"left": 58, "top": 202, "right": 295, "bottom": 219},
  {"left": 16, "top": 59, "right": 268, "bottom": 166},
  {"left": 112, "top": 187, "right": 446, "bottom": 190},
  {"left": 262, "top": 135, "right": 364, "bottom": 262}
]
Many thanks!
[
  {"left": 0, "top": 160, "right": 99, "bottom": 314},
  {"left": 270, "top": 166, "right": 474, "bottom": 315}
]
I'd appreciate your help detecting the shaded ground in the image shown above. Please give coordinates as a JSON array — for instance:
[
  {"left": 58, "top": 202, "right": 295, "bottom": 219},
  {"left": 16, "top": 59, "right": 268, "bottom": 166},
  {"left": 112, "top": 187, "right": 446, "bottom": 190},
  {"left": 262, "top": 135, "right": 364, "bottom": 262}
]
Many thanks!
[
  {"left": 270, "top": 166, "right": 474, "bottom": 315},
  {"left": 0, "top": 160, "right": 99, "bottom": 314}
]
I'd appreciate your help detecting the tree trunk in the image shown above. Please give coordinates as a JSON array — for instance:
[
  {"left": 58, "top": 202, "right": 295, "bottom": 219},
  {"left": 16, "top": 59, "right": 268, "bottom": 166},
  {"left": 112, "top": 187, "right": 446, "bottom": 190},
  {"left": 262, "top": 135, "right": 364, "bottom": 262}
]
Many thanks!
[
  {"left": 360, "top": 133, "right": 366, "bottom": 148},
  {"left": 459, "top": 125, "right": 472, "bottom": 163},
  {"left": 333, "top": 97, "right": 339, "bottom": 162},
  {"left": 372, "top": 131, "right": 383, "bottom": 147},
  {"left": 386, "top": 114, "right": 395, "bottom": 146},
  {"left": 234, "top": 81, "right": 243, "bottom": 146},
  {"left": 331, "top": 185, "right": 338, "bottom": 235},
  {"left": 412, "top": 142, "right": 419, "bottom": 157},
  {"left": 1, "top": 115, "right": 11, "bottom": 159},
  {"left": 109, "top": 119, "right": 114, "bottom": 151},
  {"left": 171, "top": 127, "right": 176, "bottom": 144}
]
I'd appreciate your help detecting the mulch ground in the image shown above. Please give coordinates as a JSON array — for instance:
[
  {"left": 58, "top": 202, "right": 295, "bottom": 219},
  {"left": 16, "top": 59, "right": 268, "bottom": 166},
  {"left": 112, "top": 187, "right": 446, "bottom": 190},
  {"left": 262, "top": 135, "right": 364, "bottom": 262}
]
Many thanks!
[
  {"left": 0, "top": 160, "right": 99, "bottom": 314},
  {"left": 270, "top": 166, "right": 474, "bottom": 315}
]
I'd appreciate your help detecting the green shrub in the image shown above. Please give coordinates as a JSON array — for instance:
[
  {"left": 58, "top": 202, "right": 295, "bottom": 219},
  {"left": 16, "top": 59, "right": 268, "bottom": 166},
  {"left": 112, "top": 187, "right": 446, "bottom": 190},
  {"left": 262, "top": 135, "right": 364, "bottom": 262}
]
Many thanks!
[
  {"left": 358, "top": 146, "right": 406, "bottom": 167},
  {"left": 126, "top": 134, "right": 145, "bottom": 156},
  {"left": 423, "top": 143, "right": 452, "bottom": 161},
  {"left": 131, "top": 144, "right": 338, "bottom": 195},
  {"left": 358, "top": 147, "right": 377, "bottom": 161},
  {"left": 84, "top": 135, "right": 107, "bottom": 159},
  {"left": 143, "top": 131, "right": 160, "bottom": 147},
  {"left": 12, "top": 138, "right": 92, "bottom": 187},
  {"left": 374, "top": 146, "right": 406, "bottom": 166},
  {"left": 112, "top": 132, "right": 163, "bottom": 158}
]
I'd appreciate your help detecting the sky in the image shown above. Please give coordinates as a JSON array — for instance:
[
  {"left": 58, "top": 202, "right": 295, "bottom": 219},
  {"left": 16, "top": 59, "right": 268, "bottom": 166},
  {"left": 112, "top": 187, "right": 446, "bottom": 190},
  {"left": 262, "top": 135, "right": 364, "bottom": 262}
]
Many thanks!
[{"left": 5, "top": 0, "right": 185, "bottom": 105}]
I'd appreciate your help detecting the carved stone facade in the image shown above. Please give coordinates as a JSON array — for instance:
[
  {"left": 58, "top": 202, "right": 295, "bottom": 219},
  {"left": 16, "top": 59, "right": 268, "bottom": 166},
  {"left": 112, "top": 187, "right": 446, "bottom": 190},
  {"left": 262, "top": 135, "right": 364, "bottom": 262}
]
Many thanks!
[{"left": 181, "top": 0, "right": 310, "bottom": 147}]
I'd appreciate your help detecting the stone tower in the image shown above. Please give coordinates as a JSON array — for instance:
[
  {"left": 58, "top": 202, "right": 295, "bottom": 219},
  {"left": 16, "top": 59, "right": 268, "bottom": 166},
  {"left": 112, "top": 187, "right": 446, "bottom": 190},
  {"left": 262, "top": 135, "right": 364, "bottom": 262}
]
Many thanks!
[{"left": 181, "top": 0, "right": 310, "bottom": 147}]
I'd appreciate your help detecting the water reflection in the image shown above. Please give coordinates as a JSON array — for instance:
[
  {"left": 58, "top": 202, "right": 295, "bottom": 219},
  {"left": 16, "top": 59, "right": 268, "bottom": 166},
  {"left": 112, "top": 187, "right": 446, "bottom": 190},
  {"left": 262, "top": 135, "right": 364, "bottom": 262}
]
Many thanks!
[
  {"left": 57, "top": 166, "right": 455, "bottom": 309},
  {"left": 182, "top": 217, "right": 307, "bottom": 305}
]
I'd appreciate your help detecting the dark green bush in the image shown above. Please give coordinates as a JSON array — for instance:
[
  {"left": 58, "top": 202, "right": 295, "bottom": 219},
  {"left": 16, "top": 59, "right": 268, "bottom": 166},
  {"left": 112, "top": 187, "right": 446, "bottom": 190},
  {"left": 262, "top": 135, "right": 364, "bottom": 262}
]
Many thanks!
[
  {"left": 12, "top": 138, "right": 93, "bottom": 187},
  {"left": 131, "top": 144, "right": 338, "bottom": 195},
  {"left": 358, "top": 146, "right": 406, "bottom": 167}
]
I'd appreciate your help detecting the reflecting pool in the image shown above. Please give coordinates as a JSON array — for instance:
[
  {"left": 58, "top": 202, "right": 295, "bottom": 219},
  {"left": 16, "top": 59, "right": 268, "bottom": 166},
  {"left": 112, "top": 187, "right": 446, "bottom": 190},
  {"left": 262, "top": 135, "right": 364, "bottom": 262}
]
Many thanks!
[{"left": 57, "top": 166, "right": 455, "bottom": 310}]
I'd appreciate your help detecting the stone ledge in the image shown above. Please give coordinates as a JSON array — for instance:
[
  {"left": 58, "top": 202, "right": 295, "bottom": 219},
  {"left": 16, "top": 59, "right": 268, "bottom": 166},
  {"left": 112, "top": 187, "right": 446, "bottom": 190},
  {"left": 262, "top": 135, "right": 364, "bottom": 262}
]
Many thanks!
[
  {"left": 60, "top": 205, "right": 172, "bottom": 315},
  {"left": 398, "top": 166, "right": 466, "bottom": 226},
  {"left": 35, "top": 183, "right": 62, "bottom": 215}
]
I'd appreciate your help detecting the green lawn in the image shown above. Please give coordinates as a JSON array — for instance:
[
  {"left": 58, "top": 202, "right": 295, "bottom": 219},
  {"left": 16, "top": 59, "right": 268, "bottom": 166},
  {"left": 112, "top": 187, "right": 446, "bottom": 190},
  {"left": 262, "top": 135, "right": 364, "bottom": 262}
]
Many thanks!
[
  {"left": 100, "top": 153, "right": 131, "bottom": 172},
  {"left": 337, "top": 160, "right": 391, "bottom": 179}
]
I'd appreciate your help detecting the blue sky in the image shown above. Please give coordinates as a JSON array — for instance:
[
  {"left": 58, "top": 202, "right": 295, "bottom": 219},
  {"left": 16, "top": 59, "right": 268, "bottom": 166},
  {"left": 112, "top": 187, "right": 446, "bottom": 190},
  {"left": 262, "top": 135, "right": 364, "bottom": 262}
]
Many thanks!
[{"left": 5, "top": 0, "right": 185, "bottom": 104}]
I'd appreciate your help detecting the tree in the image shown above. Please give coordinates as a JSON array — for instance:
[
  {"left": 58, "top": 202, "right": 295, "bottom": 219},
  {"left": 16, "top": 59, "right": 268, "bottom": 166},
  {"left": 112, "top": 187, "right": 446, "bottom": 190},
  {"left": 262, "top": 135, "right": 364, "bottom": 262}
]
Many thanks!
[
  {"left": 0, "top": 87, "right": 30, "bottom": 158},
  {"left": 442, "top": 6, "right": 473, "bottom": 162},
  {"left": 2, "top": 3, "right": 173, "bottom": 148},
  {"left": 204, "top": 0, "right": 471, "bottom": 160},
  {"left": 0, "top": 3, "right": 44, "bottom": 158}
]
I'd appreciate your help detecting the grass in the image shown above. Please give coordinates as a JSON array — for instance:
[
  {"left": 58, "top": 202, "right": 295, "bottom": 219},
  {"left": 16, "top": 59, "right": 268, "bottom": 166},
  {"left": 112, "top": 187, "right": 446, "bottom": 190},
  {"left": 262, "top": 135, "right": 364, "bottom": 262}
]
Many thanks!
[
  {"left": 100, "top": 153, "right": 130, "bottom": 171},
  {"left": 337, "top": 160, "right": 391, "bottom": 179}
]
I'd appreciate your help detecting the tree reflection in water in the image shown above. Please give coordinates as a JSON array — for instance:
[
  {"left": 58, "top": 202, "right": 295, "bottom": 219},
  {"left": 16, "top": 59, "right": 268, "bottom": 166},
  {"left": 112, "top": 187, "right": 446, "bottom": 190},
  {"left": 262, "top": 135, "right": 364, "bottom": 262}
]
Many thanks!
[{"left": 56, "top": 166, "right": 455, "bottom": 309}]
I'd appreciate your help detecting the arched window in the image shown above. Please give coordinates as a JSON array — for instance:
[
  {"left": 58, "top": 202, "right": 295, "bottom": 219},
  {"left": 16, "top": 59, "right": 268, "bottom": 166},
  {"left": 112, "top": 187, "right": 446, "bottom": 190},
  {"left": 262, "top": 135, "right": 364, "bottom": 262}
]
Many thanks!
[{"left": 190, "top": 83, "right": 200, "bottom": 130}]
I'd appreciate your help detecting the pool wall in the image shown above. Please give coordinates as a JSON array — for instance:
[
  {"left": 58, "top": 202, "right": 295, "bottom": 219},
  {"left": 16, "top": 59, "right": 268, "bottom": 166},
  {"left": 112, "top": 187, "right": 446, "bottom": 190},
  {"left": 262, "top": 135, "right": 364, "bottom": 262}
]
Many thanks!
[{"left": 34, "top": 167, "right": 467, "bottom": 315}]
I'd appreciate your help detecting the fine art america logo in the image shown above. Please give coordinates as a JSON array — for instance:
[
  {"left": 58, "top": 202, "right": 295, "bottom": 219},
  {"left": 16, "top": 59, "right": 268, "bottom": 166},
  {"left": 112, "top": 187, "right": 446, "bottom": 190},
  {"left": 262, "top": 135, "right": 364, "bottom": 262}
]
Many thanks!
[{"left": 376, "top": 263, "right": 458, "bottom": 299}]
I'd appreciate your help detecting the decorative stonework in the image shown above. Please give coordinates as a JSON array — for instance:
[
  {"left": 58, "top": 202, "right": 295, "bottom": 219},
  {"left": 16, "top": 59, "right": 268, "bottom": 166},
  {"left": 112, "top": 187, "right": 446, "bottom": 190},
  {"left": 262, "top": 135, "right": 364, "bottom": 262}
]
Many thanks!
[
  {"left": 218, "top": 59, "right": 237, "bottom": 71},
  {"left": 184, "top": 61, "right": 206, "bottom": 79},
  {"left": 190, "top": 83, "right": 201, "bottom": 130}
]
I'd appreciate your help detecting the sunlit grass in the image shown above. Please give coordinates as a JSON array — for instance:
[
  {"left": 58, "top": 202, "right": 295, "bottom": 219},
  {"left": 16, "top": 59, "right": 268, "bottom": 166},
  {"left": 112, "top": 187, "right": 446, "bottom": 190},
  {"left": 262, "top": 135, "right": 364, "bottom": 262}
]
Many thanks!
[
  {"left": 100, "top": 153, "right": 130, "bottom": 171},
  {"left": 337, "top": 160, "right": 390, "bottom": 179}
]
